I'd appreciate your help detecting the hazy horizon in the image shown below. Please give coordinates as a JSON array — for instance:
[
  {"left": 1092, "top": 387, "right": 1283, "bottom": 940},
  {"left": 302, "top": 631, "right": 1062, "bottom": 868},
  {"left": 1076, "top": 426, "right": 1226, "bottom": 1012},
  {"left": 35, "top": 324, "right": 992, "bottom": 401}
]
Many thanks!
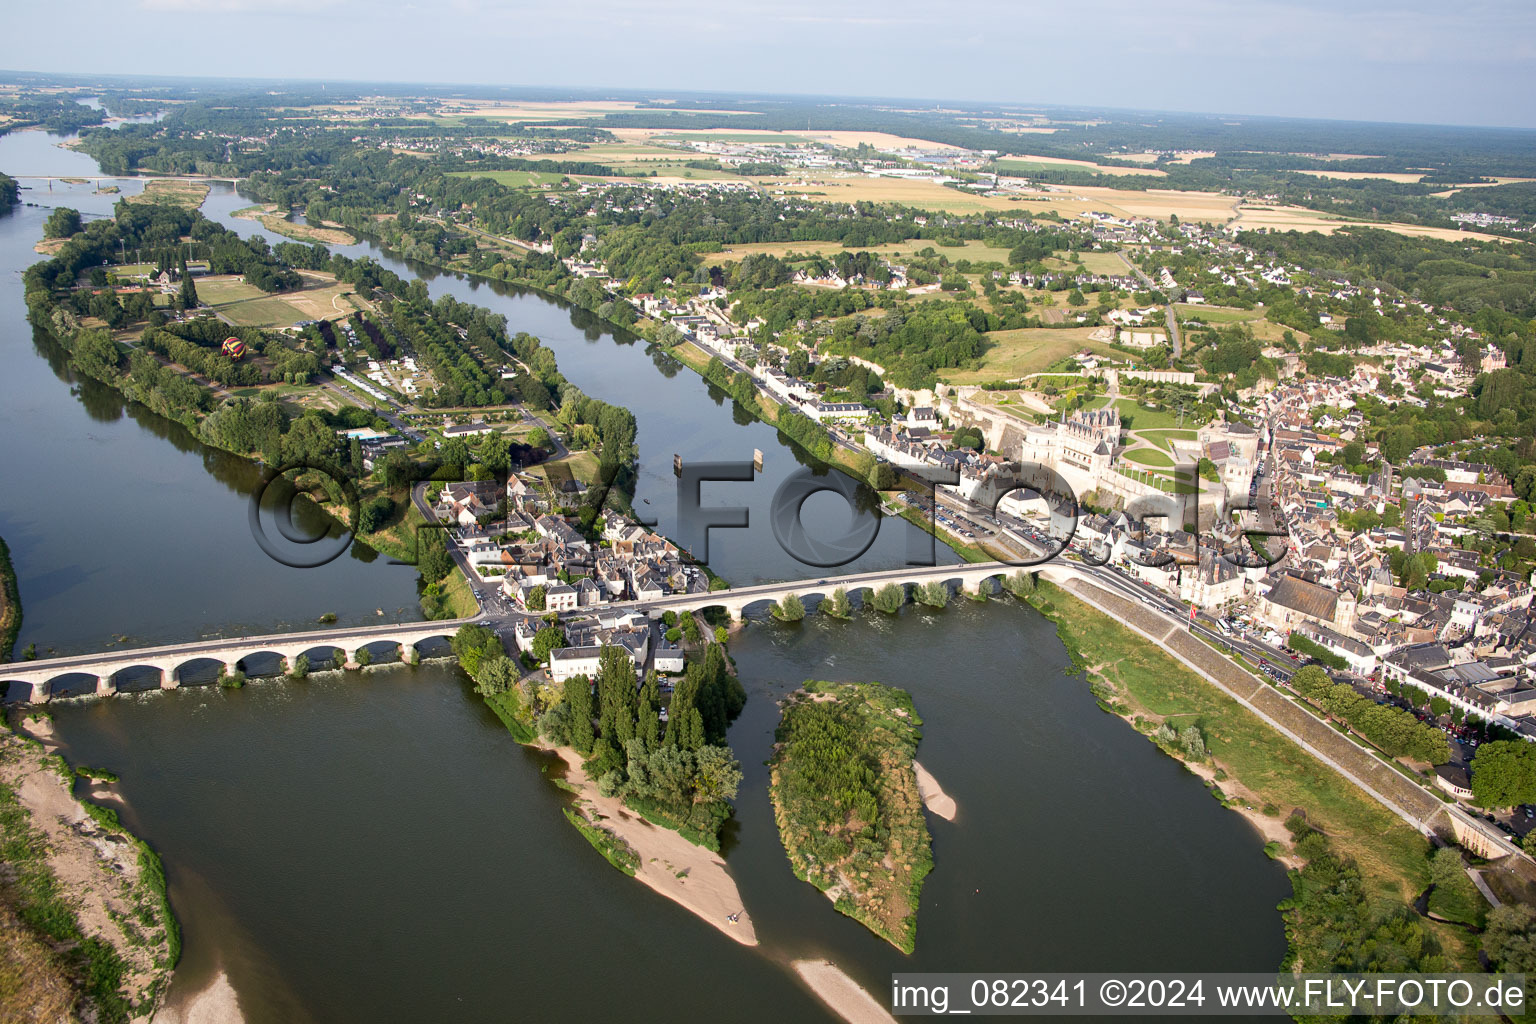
[{"left": 2, "top": 0, "right": 1533, "bottom": 131}]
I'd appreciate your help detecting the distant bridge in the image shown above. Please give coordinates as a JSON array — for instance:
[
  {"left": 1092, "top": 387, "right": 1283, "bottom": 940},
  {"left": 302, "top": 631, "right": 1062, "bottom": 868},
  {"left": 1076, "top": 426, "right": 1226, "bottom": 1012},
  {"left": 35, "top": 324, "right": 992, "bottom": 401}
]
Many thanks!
[
  {"left": 1, "top": 618, "right": 476, "bottom": 704},
  {"left": 619, "top": 560, "right": 1071, "bottom": 621}
]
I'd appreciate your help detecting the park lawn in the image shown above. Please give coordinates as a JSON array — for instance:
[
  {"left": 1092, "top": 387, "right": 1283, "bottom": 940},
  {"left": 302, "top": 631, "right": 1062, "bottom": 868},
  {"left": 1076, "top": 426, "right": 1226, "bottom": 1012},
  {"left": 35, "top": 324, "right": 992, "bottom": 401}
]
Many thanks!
[
  {"left": 1177, "top": 303, "right": 1261, "bottom": 324},
  {"left": 527, "top": 450, "right": 601, "bottom": 489},
  {"left": 201, "top": 272, "right": 359, "bottom": 328},
  {"left": 1070, "top": 250, "right": 1133, "bottom": 275},
  {"left": 436, "top": 568, "right": 480, "bottom": 618},
  {"left": 941, "top": 327, "right": 1121, "bottom": 385},
  {"left": 1132, "top": 428, "right": 1199, "bottom": 450},
  {"left": 219, "top": 296, "right": 319, "bottom": 328},
  {"left": 195, "top": 276, "right": 265, "bottom": 305},
  {"left": 1110, "top": 398, "right": 1193, "bottom": 431},
  {"left": 1032, "top": 581, "right": 1436, "bottom": 906},
  {"left": 1122, "top": 447, "right": 1174, "bottom": 468}
]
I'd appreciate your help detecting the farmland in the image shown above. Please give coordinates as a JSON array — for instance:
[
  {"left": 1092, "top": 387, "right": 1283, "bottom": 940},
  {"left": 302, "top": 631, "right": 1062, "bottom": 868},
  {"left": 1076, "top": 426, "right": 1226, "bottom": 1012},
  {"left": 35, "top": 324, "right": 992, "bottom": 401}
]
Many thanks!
[
  {"left": 700, "top": 238, "right": 1016, "bottom": 266},
  {"left": 447, "top": 169, "right": 570, "bottom": 188},
  {"left": 996, "top": 154, "right": 1165, "bottom": 177},
  {"left": 1233, "top": 203, "right": 1507, "bottom": 242}
]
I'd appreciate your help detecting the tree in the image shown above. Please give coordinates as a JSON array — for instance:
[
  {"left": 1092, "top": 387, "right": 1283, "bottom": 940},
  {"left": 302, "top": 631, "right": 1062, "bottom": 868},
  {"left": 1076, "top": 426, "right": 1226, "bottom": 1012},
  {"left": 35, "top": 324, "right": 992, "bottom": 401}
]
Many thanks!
[
  {"left": 43, "top": 207, "right": 82, "bottom": 239},
  {"left": 178, "top": 259, "right": 199, "bottom": 309},
  {"left": 824, "top": 586, "right": 853, "bottom": 619},
  {"left": 357, "top": 495, "right": 395, "bottom": 534},
  {"left": 952, "top": 427, "right": 984, "bottom": 450},
  {"left": 417, "top": 533, "right": 454, "bottom": 585},
  {"left": 290, "top": 653, "right": 309, "bottom": 679},
  {"left": 531, "top": 625, "right": 566, "bottom": 663},
  {"left": 713, "top": 625, "right": 728, "bottom": 644},
  {"left": 526, "top": 584, "right": 547, "bottom": 611},
  {"left": 1483, "top": 905, "right": 1536, "bottom": 975},
  {"left": 914, "top": 581, "right": 948, "bottom": 608},
  {"left": 872, "top": 583, "right": 905, "bottom": 613},
  {"left": 773, "top": 593, "right": 805, "bottom": 621},
  {"left": 1380, "top": 425, "right": 1416, "bottom": 465},
  {"left": 1003, "top": 571, "right": 1036, "bottom": 598},
  {"left": 564, "top": 675, "right": 596, "bottom": 755},
  {"left": 1470, "top": 741, "right": 1536, "bottom": 808},
  {"left": 451, "top": 623, "right": 503, "bottom": 677}
]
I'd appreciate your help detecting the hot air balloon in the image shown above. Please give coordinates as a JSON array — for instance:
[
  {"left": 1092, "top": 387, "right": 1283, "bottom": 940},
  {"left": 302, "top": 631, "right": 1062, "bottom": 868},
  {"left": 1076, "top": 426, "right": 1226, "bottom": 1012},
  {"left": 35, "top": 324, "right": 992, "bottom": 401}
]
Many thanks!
[{"left": 220, "top": 336, "right": 246, "bottom": 360}]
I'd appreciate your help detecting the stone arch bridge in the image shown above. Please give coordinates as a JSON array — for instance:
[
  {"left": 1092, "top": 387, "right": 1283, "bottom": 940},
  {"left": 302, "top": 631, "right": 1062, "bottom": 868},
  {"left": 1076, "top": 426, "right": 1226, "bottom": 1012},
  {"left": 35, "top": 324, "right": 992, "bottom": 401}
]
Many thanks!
[
  {"left": 2, "top": 618, "right": 476, "bottom": 704},
  {"left": 624, "top": 560, "right": 1076, "bottom": 622}
]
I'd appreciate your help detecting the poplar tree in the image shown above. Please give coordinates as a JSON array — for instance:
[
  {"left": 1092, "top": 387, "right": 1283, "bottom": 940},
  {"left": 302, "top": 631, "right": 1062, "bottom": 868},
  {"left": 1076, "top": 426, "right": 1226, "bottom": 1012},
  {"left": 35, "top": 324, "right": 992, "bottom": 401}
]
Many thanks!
[{"left": 564, "top": 675, "right": 595, "bottom": 755}]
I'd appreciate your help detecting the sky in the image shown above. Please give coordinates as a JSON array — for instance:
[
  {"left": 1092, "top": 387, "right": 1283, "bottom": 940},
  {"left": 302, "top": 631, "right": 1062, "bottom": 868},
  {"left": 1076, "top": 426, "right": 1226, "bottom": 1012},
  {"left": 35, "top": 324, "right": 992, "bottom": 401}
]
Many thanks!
[{"left": 5, "top": 0, "right": 1535, "bottom": 129}]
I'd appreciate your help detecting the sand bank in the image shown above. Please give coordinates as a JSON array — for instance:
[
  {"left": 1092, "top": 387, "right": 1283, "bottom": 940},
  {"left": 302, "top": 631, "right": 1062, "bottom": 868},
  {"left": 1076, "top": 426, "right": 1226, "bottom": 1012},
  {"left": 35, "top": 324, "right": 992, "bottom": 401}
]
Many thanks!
[
  {"left": 793, "top": 960, "right": 898, "bottom": 1024},
  {"left": 153, "top": 971, "right": 243, "bottom": 1024},
  {"left": 912, "top": 761, "right": 956, "bottom": 821},
  {"left": 7, "top": 715, "right": 175, "bottom": 1017},
  {"left": 553, "top": 748, "right": 757, "bottom": 945}
]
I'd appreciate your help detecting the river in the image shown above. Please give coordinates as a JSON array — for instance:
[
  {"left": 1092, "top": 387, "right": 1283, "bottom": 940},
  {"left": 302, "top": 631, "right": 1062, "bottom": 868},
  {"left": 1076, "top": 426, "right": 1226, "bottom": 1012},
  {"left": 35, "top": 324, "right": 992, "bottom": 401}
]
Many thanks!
[{"left": 1, "top": 129, "right": 1289, "bottom": 1021}]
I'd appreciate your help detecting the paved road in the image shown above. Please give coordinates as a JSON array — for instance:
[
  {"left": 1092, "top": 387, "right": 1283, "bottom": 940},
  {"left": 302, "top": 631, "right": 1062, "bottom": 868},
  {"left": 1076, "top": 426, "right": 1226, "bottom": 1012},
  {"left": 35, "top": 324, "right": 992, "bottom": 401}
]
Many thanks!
[{"left": 1116, "top": 251, "right": 1181, "bottom": 356}]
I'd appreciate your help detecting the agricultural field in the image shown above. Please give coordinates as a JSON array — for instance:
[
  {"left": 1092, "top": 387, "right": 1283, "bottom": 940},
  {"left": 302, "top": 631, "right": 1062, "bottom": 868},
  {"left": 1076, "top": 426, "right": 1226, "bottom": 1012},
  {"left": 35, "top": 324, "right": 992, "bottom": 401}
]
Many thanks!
[
  {"left": 380, "top": 100, "right": 756, "bottom": 125},
  {"left": 448, "top": 169, "right": 569, "bottom": 188},
  {"left": 940, "top": 327, "right": 1124, "bottom": 385},
  {"left": 700, "top": 238, "right": 1015, "bottom": 265},
  {"left": 651, "top": 131, "right": 815, "bottom": 145},
  {"left": 1233, "top": 203, "right": 1506, "bottom": 242},
  {"left": 758, "top": 174, "right": 1040, "bottom": 215},
  {"left": 758, "top": 174, "right": 1249, "bottom": 224},
  {"left": 198, "top": 272, "right": 361, "bottom": 328},
  {"left": 995, "top": 154, "right": 1165, "bottom": 177}
]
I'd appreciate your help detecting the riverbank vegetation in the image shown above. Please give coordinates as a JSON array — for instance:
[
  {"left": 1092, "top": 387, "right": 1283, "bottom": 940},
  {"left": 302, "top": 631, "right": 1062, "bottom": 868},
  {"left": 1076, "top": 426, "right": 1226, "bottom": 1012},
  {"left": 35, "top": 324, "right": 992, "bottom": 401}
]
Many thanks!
[
  {"left": 0, "top": 535, "right": 20, "bottom": 662},
  {"left": 23, "top": 195, "right": 646, "bottom": 617},
  {"left": 0, "top": 716, "right": 177, "bottom": 1023},
  {"left": 769, "top": 681, "right": 933, "bottom": 953},
  {"left": 1014, "top": 579, "right": 1480, "bottom": 971},
  {"left": 453, "top": 625, "right": 746, "bottom": 849}
]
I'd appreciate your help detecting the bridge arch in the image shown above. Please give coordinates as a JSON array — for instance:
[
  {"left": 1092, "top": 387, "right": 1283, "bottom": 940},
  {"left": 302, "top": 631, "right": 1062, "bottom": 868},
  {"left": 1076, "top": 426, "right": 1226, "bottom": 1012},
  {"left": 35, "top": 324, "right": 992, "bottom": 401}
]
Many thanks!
[
  {"left": 40, "top": 672, "right": 101, "bottom": 700},
  {"left": 232, "top": 650, "right": 292, "bottom": 679},
  {"left": 107, "top": 663, "right": 170, "bottom": 694},
  {"left": 170, "top": 656, "right": 237, "bottom": 689}
]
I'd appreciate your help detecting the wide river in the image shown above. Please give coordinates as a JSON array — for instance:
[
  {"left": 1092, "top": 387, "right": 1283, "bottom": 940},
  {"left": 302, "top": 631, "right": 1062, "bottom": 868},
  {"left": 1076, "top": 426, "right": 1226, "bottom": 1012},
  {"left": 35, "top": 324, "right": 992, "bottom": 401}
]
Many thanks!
[{"left": 0, "top": 127, "right": 1289, "bottom": 1021}]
